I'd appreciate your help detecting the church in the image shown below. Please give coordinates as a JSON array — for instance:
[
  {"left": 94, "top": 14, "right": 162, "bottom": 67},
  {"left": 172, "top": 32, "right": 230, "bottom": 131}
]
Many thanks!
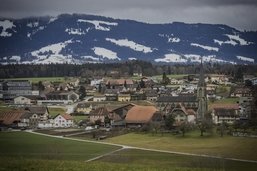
[{"left": 156, "top": 60, "right": 208, "bottom": 125}]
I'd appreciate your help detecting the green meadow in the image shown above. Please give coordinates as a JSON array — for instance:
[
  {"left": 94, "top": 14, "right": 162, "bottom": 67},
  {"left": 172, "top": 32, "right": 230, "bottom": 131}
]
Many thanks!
[{"left": 1, "top": 131, "right": 257, "bottom": 171}]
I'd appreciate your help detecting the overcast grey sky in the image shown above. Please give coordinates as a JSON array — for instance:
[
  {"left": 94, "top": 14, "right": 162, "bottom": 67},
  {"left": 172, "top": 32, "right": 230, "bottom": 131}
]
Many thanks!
[{"left": 0, "top": 0, "right": 256, "bottom": 31}]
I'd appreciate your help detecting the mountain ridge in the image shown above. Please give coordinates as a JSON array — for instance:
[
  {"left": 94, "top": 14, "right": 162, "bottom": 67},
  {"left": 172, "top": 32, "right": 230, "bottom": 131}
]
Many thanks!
[{"left": 0, "top": 13, "right": 256, "bottom": 64}]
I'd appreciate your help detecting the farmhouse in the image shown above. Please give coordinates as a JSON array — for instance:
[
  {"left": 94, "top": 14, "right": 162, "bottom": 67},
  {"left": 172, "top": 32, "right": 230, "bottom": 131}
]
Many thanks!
[
  {"left": 38, "top": 91, "right": 79, "bottom": 105},
  {"left": 125, "top": 105, "right": 162, "bottom": 127},
  {"left": 53, "top": 114, "right": 74, "bottom": 128},
  {"left": 211, "top": 104, "right": 240, "bottom": 124},
  {"left": 76, "top": 103, "right": 93, "bottom": 114},
  {"left": 118, "top": 93, "right": 131, "bottom": 102},
  {"left": 0, "top": 110, "right": 27, "bottom": 127}
]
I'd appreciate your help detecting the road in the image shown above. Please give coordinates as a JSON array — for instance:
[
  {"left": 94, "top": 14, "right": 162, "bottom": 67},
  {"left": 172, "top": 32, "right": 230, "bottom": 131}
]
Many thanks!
[{"left": 26, "top": 130, "right": 257, "bottom": 164}]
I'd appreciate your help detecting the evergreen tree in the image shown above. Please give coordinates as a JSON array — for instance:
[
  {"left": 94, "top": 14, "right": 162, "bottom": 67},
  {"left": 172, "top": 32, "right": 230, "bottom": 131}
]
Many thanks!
[{"left": 79, "top": 86, "right": 86, "bottom": 100}]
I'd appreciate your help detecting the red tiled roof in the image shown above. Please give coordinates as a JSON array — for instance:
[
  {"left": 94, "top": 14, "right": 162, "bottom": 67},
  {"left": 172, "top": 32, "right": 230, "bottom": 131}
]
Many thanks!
[
  {"left": 107, "top": 79, "right": 133, "bottom": 85},
  {"left": 61, "top": 114, "right": 73, "bottom": 120},
  {"left": 210, "top": 104, "right": 239, "bottom": 110},
  {"left": 0, "top": 110, "right": 27, "bottom": 125},
  {"left": 125, "top": 105, "right": 157, "bottom": 124}
]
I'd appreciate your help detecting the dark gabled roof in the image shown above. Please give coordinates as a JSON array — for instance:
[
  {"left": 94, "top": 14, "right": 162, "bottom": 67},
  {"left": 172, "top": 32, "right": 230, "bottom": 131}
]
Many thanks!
[
  {"left": 19, "top": 95, "right": 45, "bottom": 100},
  {"left": 214, "top": 109, "right": 238, "bottom": 117},
  {"left": 157, "top": 95, "right": 197, "bottom": 103},
  {"left": 77, "top": 103, "right": 91, "bottom": 108},
  {"left": 20, "top": 113, "right": 34, "bottom": 119},
  {"left": 23, "top": 106, "right": 48, "bottom": 114},
  {"left": 104, "top": 89, "right": 119, "bottom": 95},
  {"left": 90, "top": 107, "right": 109, "bottom": 116}
]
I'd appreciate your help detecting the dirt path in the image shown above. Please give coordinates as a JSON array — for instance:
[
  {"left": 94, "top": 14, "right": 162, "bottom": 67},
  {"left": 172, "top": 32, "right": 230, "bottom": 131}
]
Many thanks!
[{"left": 26, "top": 130, "right": 257, "bottom": 163}]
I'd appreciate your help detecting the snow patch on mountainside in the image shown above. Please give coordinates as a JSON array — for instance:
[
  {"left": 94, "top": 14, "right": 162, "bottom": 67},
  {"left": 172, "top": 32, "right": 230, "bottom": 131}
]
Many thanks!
[
  {"left": 226, "top": 34, "right": 252, "bottom": 45},
  {"left": 78, "top": 19, "right": 117, "bottom": 31},
  {"left": 65, "top": 28, "right": 86, "bottom": 35},
  {"left": 10, "top": 56, "right": 21, "bottom": 62},
  {"left": 49, "top": 17, "right": 57, "bottom": 23},
  {"left": 128, "top": 57, "right": 137, "bottom": 60},
  {"left": 27, "top": 40, "right": 73, "bottom": 64},
  {"left": 184, "top": 54, "right": 233, "bottom": 63},
  {"left": 81, "top": 56, "right": 100, "bottom": 61},
  {"left": 92, "top": 47, "right": 120, "bottom": 60},
  {"left": 106, "top": 38, "right": 153, "bottom": 53},
  {"left": 214, "top": 39, "right": 237, "bottom": 46},
  {"left": 237, "top": 56, "right": 254, "bottom": 63},
  {"left": 159, "top": 34, "right": 180, "bottom": 43},
  {"left": 191, "top": 43, "right": 219, "bottom": 52},
  {"left": 155, "top": 54, "right": 187, "bottom": 63},
  {"left": 0, "top": 20, "right": 16, "bottom": 37},
  {"left": 214, "top": 34, "right": 253, "bottom": 46},
  {"left": 27, "top": 22, "right": 39, "bottom": 28}
]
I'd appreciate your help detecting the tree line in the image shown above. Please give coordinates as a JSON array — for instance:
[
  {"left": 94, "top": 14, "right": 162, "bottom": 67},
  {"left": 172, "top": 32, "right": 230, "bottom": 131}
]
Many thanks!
[{"left": 0, "top": 61, "right": 257, "bottom": 79}]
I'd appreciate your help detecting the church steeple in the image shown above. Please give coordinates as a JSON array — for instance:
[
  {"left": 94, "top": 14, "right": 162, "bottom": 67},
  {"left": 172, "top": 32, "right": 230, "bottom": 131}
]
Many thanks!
[
  {"left": 198, "top": 57, "right": 205, "bottom": 87},
  {"left": 197, "top": 57, "right": 208, "bottom": 121}
]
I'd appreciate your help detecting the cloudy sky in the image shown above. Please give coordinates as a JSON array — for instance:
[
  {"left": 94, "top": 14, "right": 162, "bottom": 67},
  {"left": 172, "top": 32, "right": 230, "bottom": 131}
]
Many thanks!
[{"left": 0, "top": 0, "right": 257, "bottom": 31}]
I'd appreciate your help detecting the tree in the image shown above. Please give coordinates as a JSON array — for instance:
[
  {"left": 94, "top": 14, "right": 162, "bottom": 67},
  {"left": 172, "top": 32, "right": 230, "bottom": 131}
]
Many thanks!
[
  {"left": 178, "top": 121, "right": 190, "bottom": 137},
  {"left": 139, "top": 79, "right": 146, "bottom": 88},
  {"left": 165, "top": 114, "right": 175, "bottom": 130},
  {"left": 217, "top": 121, "right": 228, "bottom": 137},
  {"left": 38, "top": 81, "right": 45, "bottom": 91},
  {"left": 98, "top": 83, "right": 102, "bottom": 93},
  {"left": 104, "top": 116, "right": 111, "bottom": 127},
  {"left": 79, "top": 86, "right": 86, "bottom": 100},
  {"left": 198, "top": 119, "right": 212, "bottom": 136},
  {"left": 162, "top": 72, "right": 170, "bottom": 85}
]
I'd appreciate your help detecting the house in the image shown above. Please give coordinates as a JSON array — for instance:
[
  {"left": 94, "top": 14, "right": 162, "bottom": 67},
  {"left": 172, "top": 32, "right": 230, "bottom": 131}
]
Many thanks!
[
  {"left": 106, "top": 79, "right": 134, "bottom": 90},
  {"left": 145, "top": 90, "right": 158, "bottom": 101},
  {"left": 238, "top": 96, "right": 253, "bottom": 119},
  {"left": 90, "top": 78, "right": 104, "bottom": 86},
  {"left": 167, "top": 103, "right": 196, "bottom": 126},
  {"left": 53, "top": 114, "right": 74, "bottom": 127},
  {"left": 230, "top": 87, "right": 252, "bottom": 97},
  {"left": 18, "top": 106, "right": 49, "bottom": 128},
  {"left": 14, "top": 96, "right": 32, "bottom": 105},
  {"left": 118, "top": 94, "right": 131, "bottom": 102},
  {"left": 38, "top": 91, "right": 79, "bottom": 105},
  {"left": 156, "top": 95, "right": 198, "bottom": 112},
  {"left": 76, "top": 103, "right": 93, "bottom": 114},
  {"left": 0, "top": 110, "right": 27, "bottom": 127},
  {"left": 23, "top": 106, "right": 49, "bottom": 121},
  {"left": 208, "top": 74, "right": 229, "bottom": 85},
  {"left": 104, "top": 89, "right": 118, "bottom": 101},
  {"left": 130, "top": 92, "right": 146, "bottom": 101},
  {"left": 0, "top": 80, "right": 32, "bottom": 100},
  {"left": 211, "top": 104, "right": 240, "bottom": 124},
  {"left": 18, "top": 112, "right": 40, "bottom": 128},
  {"left": 125, "top": 105, "right": 163, "bottom": 127},
  {"left": 93, "top": 95, "right": 106, "bottom": 102},
  {"left": 14, "top": 95, "right": 44, "bottom": 105},
  {"left": 106, "top": 104, "right": 135, "bottom": 127},
  {"left": 89, "top": 107, "right": 110, "bottom": 124}
]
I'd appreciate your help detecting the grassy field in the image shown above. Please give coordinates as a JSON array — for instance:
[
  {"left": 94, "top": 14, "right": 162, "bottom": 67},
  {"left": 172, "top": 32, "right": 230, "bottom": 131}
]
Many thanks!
[
  {"left": 209, "top": 97, "right": 239, "bottom": 105},
  {"left": 104, "top": 132, "right": 257, "bottom": 161},
  {"left": 0, "top": 132, "right": 119, "bottom": 161},
  {"left": 4, "top": 77, "right": 65, "bottom": 83},
  {"left": 100, "top": 149, "right": 257, "bottom": 171},
  {"left": 1, "top": 132, "right": 257, "bottom": 171},
  {"left": 48, "top": 107, "right": 66, "bottom": 117}
]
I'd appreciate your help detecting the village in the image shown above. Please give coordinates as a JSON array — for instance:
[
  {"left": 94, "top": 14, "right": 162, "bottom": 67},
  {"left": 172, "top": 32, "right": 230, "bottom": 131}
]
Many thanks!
[{"left": 1, "top": 66, "right": 257, "bottom": 139}]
